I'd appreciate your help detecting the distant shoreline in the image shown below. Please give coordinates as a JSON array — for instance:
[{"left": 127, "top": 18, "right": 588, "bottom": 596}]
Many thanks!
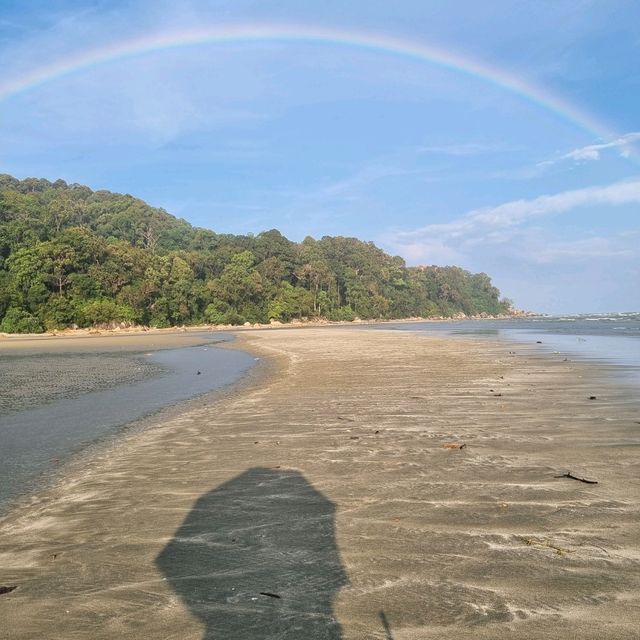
[{"left": 0, "top": 309, "right": 538, "bottom": 341}]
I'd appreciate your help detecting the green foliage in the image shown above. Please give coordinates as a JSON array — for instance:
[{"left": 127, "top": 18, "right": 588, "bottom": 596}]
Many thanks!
[
  {"left": 328, "top": 306, "right": 357, "bottom": 322},
  {"left": 0, "top": 307, "right": 43, "bottom": 333},
  {"left": 268, "top": 282, "right": 313, "bottom": 321},
  {"left": 79, "top": 299, "right": 138, "bottom": 326},
  {"left": 204, "top": 301, "right": 245, "bottom": 325},
  {"left": 0, "top": 174, "right": 512, "bottom": 332},
  {"left": 43, "top": 295, "right": 78, "bottom": 330}
]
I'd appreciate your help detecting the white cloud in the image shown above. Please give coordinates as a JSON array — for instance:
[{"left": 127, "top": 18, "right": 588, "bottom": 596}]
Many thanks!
[
  {"left": 389, "top": 177, "right": 640, "bottom": 265},
  {"left": 539, "top": 132, "right": 640, "bottom": 166},
  {"left": 416, "top": 142, "right": 513, "bottom": 157},
  {"left": 313, "top": 164, "right": 422, "bottom": 200},
  {"left": 564, "top": 132, "right": 640, "bottom": 160},
  {"left": 528, "top": 234, "right": 636, "bottom": 263},
  {"left": 397, "top": 238, "right": 464, "bottom": 266}
]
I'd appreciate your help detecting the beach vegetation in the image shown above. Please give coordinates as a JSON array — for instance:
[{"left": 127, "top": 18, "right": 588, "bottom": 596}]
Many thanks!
[
  {"left": 0, "top": 306, "right": 43, "bottom": 333},
  {"left": 0, "top": 174, "right": 512, "bottom": 332}
]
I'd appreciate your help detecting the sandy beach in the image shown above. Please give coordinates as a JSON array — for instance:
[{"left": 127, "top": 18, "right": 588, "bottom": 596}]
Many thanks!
[{"left": 0, "top": 328, "right": 639, "bottom": 639}]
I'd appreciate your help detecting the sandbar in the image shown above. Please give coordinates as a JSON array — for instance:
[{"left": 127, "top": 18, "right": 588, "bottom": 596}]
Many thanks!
[{"left": 0, "top": 328, "right": 639, "bottom": 639}]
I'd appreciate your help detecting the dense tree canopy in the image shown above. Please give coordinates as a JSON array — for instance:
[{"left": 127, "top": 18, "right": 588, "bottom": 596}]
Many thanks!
[{"left": 0, "top": 175, "right": 511, "bottom": 332}]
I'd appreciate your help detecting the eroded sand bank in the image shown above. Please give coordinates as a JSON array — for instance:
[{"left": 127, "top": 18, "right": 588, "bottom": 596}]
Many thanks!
[{"left": 0, "top": 329, "right": 639, "bottom": 639}]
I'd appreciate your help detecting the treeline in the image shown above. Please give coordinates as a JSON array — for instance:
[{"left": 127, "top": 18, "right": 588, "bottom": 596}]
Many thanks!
[{"left": 0, "top": 174, "right": 511, "bottom": 333}]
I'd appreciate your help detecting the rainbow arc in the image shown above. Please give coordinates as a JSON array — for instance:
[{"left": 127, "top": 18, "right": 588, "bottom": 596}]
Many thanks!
[{"left": 0, "top": 23, "right": 618, "bottom": 142}]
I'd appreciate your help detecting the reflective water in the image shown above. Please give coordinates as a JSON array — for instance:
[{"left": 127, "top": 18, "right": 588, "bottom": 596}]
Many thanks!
[
  {"left": 369, "top": 313, "right": 640, "bottom": 384},
  {"left": 0, "top": 336, "right": 255, "bottom": 510}
]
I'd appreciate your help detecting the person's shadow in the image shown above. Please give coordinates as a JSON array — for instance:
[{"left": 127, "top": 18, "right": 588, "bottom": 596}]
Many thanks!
[{"left": 156, "top": 467, "right": 347, "bottom": 639}]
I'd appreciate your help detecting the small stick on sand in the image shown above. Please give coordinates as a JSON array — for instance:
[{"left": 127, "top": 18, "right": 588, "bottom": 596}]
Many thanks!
[
  {"left": 380, "top": 611, "right": 394, "bottom": 640},
  {"left": 554, "top": 471, "right": 598, "bottom": 484}
]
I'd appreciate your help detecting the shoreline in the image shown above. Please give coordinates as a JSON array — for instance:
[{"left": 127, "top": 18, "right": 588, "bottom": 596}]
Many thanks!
[
  {"left": 1, "top": 329, "right": 639, "bottom": 638},
  {"left": 0, "top": 341, "right": 274, "bottom": 521},
  {"left": 0, "top": 311, "right": 537, "bottom": 342},
  {"left": 0, "top": 333, "right": 257, "bottom": 513}
]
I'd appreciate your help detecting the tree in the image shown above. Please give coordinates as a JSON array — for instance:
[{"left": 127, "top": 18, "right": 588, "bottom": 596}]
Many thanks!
[
  {"left": 208, "top": 251, "right": 264, "bottom": 321},
  {"left": 268, "top": 282, "right": 313, "bottom": 321},
  {"left": 0, "top": 307, "right": 43, "bottom": 333},
  {"left": 0, "top": 173, "right": 512, "bottom": 332}
]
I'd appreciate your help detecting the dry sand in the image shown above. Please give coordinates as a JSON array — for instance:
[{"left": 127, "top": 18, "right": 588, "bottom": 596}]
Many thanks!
[
  {"left": 0, "top": 328, "right": 639, "bottom": 639},
  {"left": 0, "top": 329, "right": 223, "bottom": 355}
]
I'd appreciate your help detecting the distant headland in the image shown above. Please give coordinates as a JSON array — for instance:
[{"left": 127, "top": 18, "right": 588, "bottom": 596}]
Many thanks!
[{"left": 0, "top": 174, "right": 514, "bottom": 334}]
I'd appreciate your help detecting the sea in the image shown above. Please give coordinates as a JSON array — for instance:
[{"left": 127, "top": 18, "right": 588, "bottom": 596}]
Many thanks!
[{"left": 369, "top": 312, "right": 640, "bottom": 386}]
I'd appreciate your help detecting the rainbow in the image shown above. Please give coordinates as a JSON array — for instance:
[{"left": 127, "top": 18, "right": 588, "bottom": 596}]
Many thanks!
[{"left": 0, "top": 23, "right": 618, "bottom": 142}]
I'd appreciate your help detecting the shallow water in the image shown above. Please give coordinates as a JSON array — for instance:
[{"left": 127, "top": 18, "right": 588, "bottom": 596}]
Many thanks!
[
  {"left": 367, "top": 313, "right": 640, "bottom": 385},
  {"left": 0, "top": 335, "right": 255, "bottom": 510},
  {"left": 0, "top": 352, "right": 165, "bottom": 414}
]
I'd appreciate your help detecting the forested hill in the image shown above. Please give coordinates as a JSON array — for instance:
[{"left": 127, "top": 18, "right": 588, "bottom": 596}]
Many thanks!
[{"left": 0, "top": 174, "right": 511, "bottom": 333}]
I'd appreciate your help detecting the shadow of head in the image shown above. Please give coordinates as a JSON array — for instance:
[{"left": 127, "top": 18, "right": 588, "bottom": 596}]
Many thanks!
[{"left": 156, "top": 467, "right": 346, "bottom": 639}]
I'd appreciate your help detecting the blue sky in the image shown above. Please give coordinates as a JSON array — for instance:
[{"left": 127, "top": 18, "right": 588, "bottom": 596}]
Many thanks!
[{"left": 1, "top": 0, "right": 639, "bottom": 313}]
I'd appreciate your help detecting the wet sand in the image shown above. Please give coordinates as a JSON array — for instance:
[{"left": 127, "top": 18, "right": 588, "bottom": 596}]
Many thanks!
[
  {"left": 0, "top": 331, "right": 254, "bottom": 510},
  {"left": 0, "top": 328, "right": 639, "bottom": 639},
  {"left": 0, "top": 328, "right": 228, "bottom": 355},
  {"left": 0, "top": 330, "right": 247, "bottom": 417},
  {"left": 0, "top": 353, "right": 165, "bottom": 414}
]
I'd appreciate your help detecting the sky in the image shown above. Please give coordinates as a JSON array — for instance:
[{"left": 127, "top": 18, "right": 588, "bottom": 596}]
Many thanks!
[{"left": 1, "top": 0, "right": 639, "bottom": 313}]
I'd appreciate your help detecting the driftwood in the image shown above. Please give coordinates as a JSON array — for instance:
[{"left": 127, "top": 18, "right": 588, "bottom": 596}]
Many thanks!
[
  {"left": 523, "top": 538, "right": 574, "bottom": 556},
  {"left": 0, "top": 585, "right": 17, "bottom": 596},
  {"left": 259, "top": 592, "right": 281, "bottom": 599},
  {"left": 554, "top": 471, "right": 598, "bottom": 484},
  {"left": 380, "top": 611, "right": 394, "bottom": 640}
]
